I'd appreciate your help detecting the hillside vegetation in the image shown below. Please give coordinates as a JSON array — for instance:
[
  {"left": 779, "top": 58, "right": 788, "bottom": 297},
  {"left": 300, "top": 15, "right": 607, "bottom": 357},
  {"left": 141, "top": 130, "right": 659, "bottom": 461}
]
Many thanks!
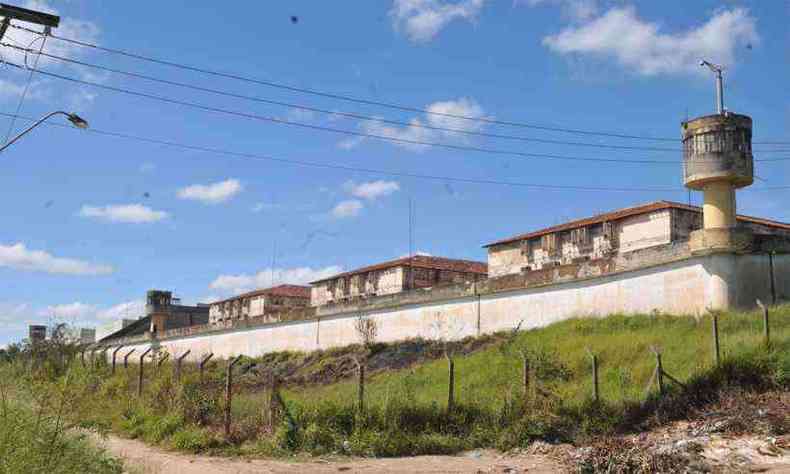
[{"left": 2, "top": 305, "right": 788, "bottom": 465}]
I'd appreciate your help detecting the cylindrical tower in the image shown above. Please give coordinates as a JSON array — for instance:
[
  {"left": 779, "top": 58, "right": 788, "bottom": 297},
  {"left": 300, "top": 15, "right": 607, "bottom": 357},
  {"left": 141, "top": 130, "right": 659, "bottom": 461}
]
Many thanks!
[{"left": 682, "top": 112, "right": 754, "bottom": 252}]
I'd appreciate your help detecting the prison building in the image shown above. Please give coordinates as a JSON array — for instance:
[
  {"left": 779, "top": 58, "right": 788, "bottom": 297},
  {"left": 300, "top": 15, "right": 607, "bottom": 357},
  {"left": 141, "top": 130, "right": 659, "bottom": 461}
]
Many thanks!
[
  {"left": 485, "top": 200, "right": 790, "bottom": 278},
  {"left": 98, "top": 290, "right": 209, "bottom": 343},
  {"left": 310, "top": 255, "right": 488, "bottom": 306},
  {"left": 208, "top": 284, "right": 311, "bottom": 325}
]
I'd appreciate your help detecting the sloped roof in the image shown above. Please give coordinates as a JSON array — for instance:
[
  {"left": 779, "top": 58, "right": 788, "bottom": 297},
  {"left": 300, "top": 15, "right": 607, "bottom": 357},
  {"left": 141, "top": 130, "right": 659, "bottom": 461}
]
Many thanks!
[
  {"left": 310, "top": 255, "right": 488, "bottom": 284},
  {"left": 484, "top": 200, "right": 790, "bottom": 248},
  {"left": 211, "top": 284, "right": 311, "bottom": 305}
]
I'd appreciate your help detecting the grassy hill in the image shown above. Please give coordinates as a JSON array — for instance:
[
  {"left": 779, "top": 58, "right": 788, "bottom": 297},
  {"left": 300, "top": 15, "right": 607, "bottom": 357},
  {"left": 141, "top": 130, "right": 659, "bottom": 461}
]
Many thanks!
[{"left": 3, "top": 305, "right": 788, "bottom": 462}]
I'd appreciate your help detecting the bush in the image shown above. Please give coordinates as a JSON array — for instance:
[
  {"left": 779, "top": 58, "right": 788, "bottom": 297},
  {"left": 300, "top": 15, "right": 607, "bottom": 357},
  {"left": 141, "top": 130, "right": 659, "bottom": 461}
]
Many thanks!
[{"left": 169, "top": 426, "right": 217, "bottom": 453}]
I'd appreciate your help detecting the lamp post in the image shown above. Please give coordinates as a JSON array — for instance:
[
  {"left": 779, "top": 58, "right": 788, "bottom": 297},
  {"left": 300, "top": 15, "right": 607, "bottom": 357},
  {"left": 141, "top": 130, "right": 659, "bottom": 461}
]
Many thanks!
[{"left": 0, "top": 111, "right": 88, "bottom": 153}]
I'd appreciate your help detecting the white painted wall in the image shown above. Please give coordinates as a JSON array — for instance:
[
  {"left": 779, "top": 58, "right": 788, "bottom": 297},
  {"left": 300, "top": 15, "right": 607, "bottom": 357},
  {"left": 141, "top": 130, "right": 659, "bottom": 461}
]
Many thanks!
[{"left": 107, "top": 253, "right": 785, "bottom": 362}]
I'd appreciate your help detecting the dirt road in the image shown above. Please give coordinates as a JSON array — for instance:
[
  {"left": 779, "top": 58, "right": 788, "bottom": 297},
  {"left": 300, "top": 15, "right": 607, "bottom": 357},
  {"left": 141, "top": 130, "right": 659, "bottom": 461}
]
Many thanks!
[{"left": 95, "top": 435, "right": 564, "bottom": 473}]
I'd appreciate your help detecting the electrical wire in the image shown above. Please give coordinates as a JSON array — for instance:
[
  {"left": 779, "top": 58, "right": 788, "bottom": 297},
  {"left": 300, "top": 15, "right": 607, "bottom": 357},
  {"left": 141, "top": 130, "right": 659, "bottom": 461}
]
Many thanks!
[
  {"left": 0, "top": 23, "right": 740, "bottom": 144},
  {"left": 0, "top": 60, "right": 690, "bottom": 165},
  {"left": 0, "top": 110, "right": 683, "bottom": 193},
  {"left": 4, "top": 45, "right": 694, "bottom": 154},
  {"left": 5, "top": 24, "right": 789, "bottom": 146},
  {"left": 1, "top": 33, "right": 46, "bottom": 146}
]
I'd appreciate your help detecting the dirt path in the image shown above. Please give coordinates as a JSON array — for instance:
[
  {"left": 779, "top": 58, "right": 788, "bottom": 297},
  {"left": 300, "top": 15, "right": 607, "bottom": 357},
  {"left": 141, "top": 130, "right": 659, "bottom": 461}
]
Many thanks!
[{"left": 95, "top": 435, "right": 564, "bottom": 474}]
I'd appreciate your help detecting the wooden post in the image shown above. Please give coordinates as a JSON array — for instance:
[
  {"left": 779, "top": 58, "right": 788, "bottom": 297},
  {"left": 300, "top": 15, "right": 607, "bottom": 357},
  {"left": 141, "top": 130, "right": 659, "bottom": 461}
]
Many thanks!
[
  {"left": 711, "top": 311, "right": 720, "bottom": 366},
  {"left": 199, "top": 353, "right": 214, "bottom": 382},
  {"left": 756, "top": 299, "right": 770, "bottom": 348},
  {"left": 522, "top": 353, "right": 530, "bottom": 397},
  {"left": 356, "top": 358, "right": 365, "bottom": 413},
  {"left": 123, "top": 348, "right": 135, "bottom": 369},
  {"left": 591, "top": 353, "right": 599, "bottom": 403},
  {"left": 137, "top": 347, "right": 152, "bottom": 397},
  {"left": 224, "top": 355, "right": 243, "bottom": 438},
  {"left": 655, "top": 351, "right": 664, "bottom": 396},
  {"left": 267, "top": 373, "right": 279, "bottom": 431},
  {"left": 447, "top": 356, "right": 455, "bottom": 413},
  {"left": 174, "top": 350, "right": 191, "bottom": 381}
]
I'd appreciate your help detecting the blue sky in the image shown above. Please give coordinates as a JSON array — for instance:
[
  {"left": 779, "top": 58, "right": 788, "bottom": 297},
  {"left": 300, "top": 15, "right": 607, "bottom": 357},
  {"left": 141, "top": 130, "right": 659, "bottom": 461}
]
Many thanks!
[{"left": 1, "top": 0, "right": 788, "bottom": 345}]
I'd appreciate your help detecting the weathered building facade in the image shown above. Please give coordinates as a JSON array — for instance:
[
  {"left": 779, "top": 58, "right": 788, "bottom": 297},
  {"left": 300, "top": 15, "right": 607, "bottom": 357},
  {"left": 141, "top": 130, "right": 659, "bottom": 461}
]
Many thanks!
[
  {"left": 208, "top": 284, "right": 311, "bottom": 325},
  {"left": 97, "top": 290, "right": 209, "bottom": 342},
  {"left": 310, "top": 255, "right": 488, "bottom": 306},
  {"left": 485, "top": 201, "right": 790, "bottom": 278}
]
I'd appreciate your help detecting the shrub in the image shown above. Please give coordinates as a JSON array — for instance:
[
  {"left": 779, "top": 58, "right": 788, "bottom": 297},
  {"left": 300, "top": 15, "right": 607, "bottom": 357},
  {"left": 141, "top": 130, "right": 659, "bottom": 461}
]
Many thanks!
[{"left": 169, "top": 426, "right": 217, "bottom": 453}]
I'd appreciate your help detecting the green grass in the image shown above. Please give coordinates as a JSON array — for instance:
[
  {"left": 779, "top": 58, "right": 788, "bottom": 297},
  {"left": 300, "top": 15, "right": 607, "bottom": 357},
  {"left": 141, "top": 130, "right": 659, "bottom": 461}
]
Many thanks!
[
  {"left": 283, "top": 306, "right": 790, "bottom": 409},
  {"left": 3, "top": 305, "right": 788, "bottom": 460}
]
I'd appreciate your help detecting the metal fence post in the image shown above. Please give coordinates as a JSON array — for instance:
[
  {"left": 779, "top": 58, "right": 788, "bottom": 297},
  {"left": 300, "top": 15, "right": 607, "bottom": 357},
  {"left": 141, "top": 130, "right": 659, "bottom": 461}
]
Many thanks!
[
  {"left": 756, "top": 299, "right": 770, "bottom": 347},
  {"left": 224, "top": 355, "right": 243, "bottom": 438},
  {"left": 123, "top": 348, "right": 135, "bottom": 369},
  {"left": 655, "top": 351, "right": 664, "bottom": 396},
  {"left": 111, "top": 346, "right": 123, "bottom": 374},
  {"left": 137, "top": 347, "right": 152, "bottom": 397},
  {"left": 199, "top": 353, "right": 214, "bottom": 382},
  {"left": 157, "top": 352, "right": 170, "bottom": 369},
  {"left": 175, "top": 350, "right": 191, "bottom": 381},
  {"left": 711, "top": 311, "right": 720, "bottom": 366},
  {"left": 447, "top": 356, "right": 455, "bottom": 413},
  {"left": 591, "top": 353, "right": 600, "bottom": 403}
]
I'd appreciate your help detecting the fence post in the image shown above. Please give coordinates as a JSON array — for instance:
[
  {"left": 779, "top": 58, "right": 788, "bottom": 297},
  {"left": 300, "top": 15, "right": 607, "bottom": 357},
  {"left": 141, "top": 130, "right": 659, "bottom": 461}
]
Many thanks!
[
  {"left": 111, "top": 346, "right": 123, "bottom": 375},
  {"left": 174, "top": 350, "right": 191, "bottom": 381},
  {"left": 447, "top": 355, "right": 455, "bottom": 413},
  {"left": 356, "top": 357, "right": 365, "bottom": 413},
  {"left": 80, "top": 349, "right": 86, "bottom": 367},
  {"left": 521, "top": 352, "right": 530, "bottom": 397},
  {"left": 711, "top": 311, "right": 720, "bottom": 366},
  {"left": 199, "top": 353, "right": 214, "bottom": 382},
  {"left": 655, "top": 351, "right": 664, "bottom": 396},
  {"left": 756, "top": 299, "right": 770, "bottom": 348},
  {"left": 137, "top": 347, "right": 152, "bottom": 397},
  {"left": 590, "top": 352, "right": 600, "bottom": 403},
  {"left": 123, "top": 348, "right": 135, "bottom": 369},
  {"left": 224, "top": 355, "right": 243, "bottom": 438},
  {"left": 157, "top": 352, "right": 170, "bottom": 368}
]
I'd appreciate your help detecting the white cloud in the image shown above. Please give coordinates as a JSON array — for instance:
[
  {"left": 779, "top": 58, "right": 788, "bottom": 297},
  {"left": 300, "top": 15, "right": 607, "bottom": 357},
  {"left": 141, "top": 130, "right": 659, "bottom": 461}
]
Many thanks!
[
  {"left": 0, "top": 242, "right": 113, "bottom": 276},
  {"left": 390, "top": 0, "right": 486, "bottom": 42},
  {"left": 79, "top": 204, "right": 169, "bottom": 223},
  {"left": 342, "top": 97, "right": 487, "bottom": 152},
  {"left": 331, "top": 199, "right": 364, "bottom": 219},
  {"left": 516, "top": 0, "right": 597, "bottom": 21},
  {"left": 344, "top": 180, "right": 401, "bottom": 200},
  {"left": 542, "top": 7, "right": 758, "bottom": 76},
  {"left": 177, "top": 179, "right": 243, "bottom": 204},
  {"left": 40, "top": 302, "right": 96, "bottom": 320},
  {"left": 209, "top": 265, "right": 343, "bottom": 296},
  {"left": 0, "top": 302, "right": 33, "bottom": 330},
  {"left": 96, "top": 300, "right": 145, "bottom": 321}
]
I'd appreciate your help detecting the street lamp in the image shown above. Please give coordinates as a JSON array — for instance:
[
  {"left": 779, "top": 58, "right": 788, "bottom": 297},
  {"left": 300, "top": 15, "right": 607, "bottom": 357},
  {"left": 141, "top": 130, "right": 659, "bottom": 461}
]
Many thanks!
[{"left": 0, "top": 110, "right": 89, "bottom": 153}]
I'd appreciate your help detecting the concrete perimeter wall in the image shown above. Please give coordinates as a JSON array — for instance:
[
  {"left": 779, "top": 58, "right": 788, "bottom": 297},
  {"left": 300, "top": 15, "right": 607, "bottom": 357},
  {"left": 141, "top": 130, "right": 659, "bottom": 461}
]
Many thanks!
[{"left": 105, "top": 253, "right": 789, "bottom": 362}]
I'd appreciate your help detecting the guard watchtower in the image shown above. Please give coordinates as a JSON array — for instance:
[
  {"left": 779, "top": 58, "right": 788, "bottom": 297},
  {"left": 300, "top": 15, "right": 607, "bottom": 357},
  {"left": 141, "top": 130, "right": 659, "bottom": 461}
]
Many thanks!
[
  {"left": 145, "top": 290, "right": 172, "bottom": 336},
  {"left": 682, "top": 61, "right": 754, "bottom": 253}
]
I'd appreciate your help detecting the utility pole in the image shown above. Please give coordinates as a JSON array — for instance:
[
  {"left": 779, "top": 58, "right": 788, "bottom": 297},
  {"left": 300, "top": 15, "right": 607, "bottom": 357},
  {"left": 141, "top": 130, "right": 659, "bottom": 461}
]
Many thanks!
[{"left": 0, "top": 3, "right": 60, "bottom": 41}]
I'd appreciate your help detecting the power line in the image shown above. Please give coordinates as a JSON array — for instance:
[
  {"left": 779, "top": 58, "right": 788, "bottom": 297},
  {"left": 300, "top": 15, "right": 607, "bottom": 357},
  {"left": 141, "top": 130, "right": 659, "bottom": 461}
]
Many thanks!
[
  {"left": 0, "top": 111, "right": 683, "bottom": 193},
  {"left": 0, "top": 24, "right": 720, "bottom": 144},
  {"left": 5, "top": 25, "right": 790, "bottom": 146},
  {"left": 1, "top": 60, "right": 691, "bottom": 165},
  {"left": 5, "top": 45, "right": 693, "bottom": 154},
  {"left": 2, "top": 34, "right": 46, "bottom": 146}
]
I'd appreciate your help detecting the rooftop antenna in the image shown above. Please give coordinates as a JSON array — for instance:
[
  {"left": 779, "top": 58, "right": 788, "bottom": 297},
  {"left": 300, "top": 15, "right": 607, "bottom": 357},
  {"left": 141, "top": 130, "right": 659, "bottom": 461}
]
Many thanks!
[{"left": 699, "top": 60, "right": 725, "bottom": 115}]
